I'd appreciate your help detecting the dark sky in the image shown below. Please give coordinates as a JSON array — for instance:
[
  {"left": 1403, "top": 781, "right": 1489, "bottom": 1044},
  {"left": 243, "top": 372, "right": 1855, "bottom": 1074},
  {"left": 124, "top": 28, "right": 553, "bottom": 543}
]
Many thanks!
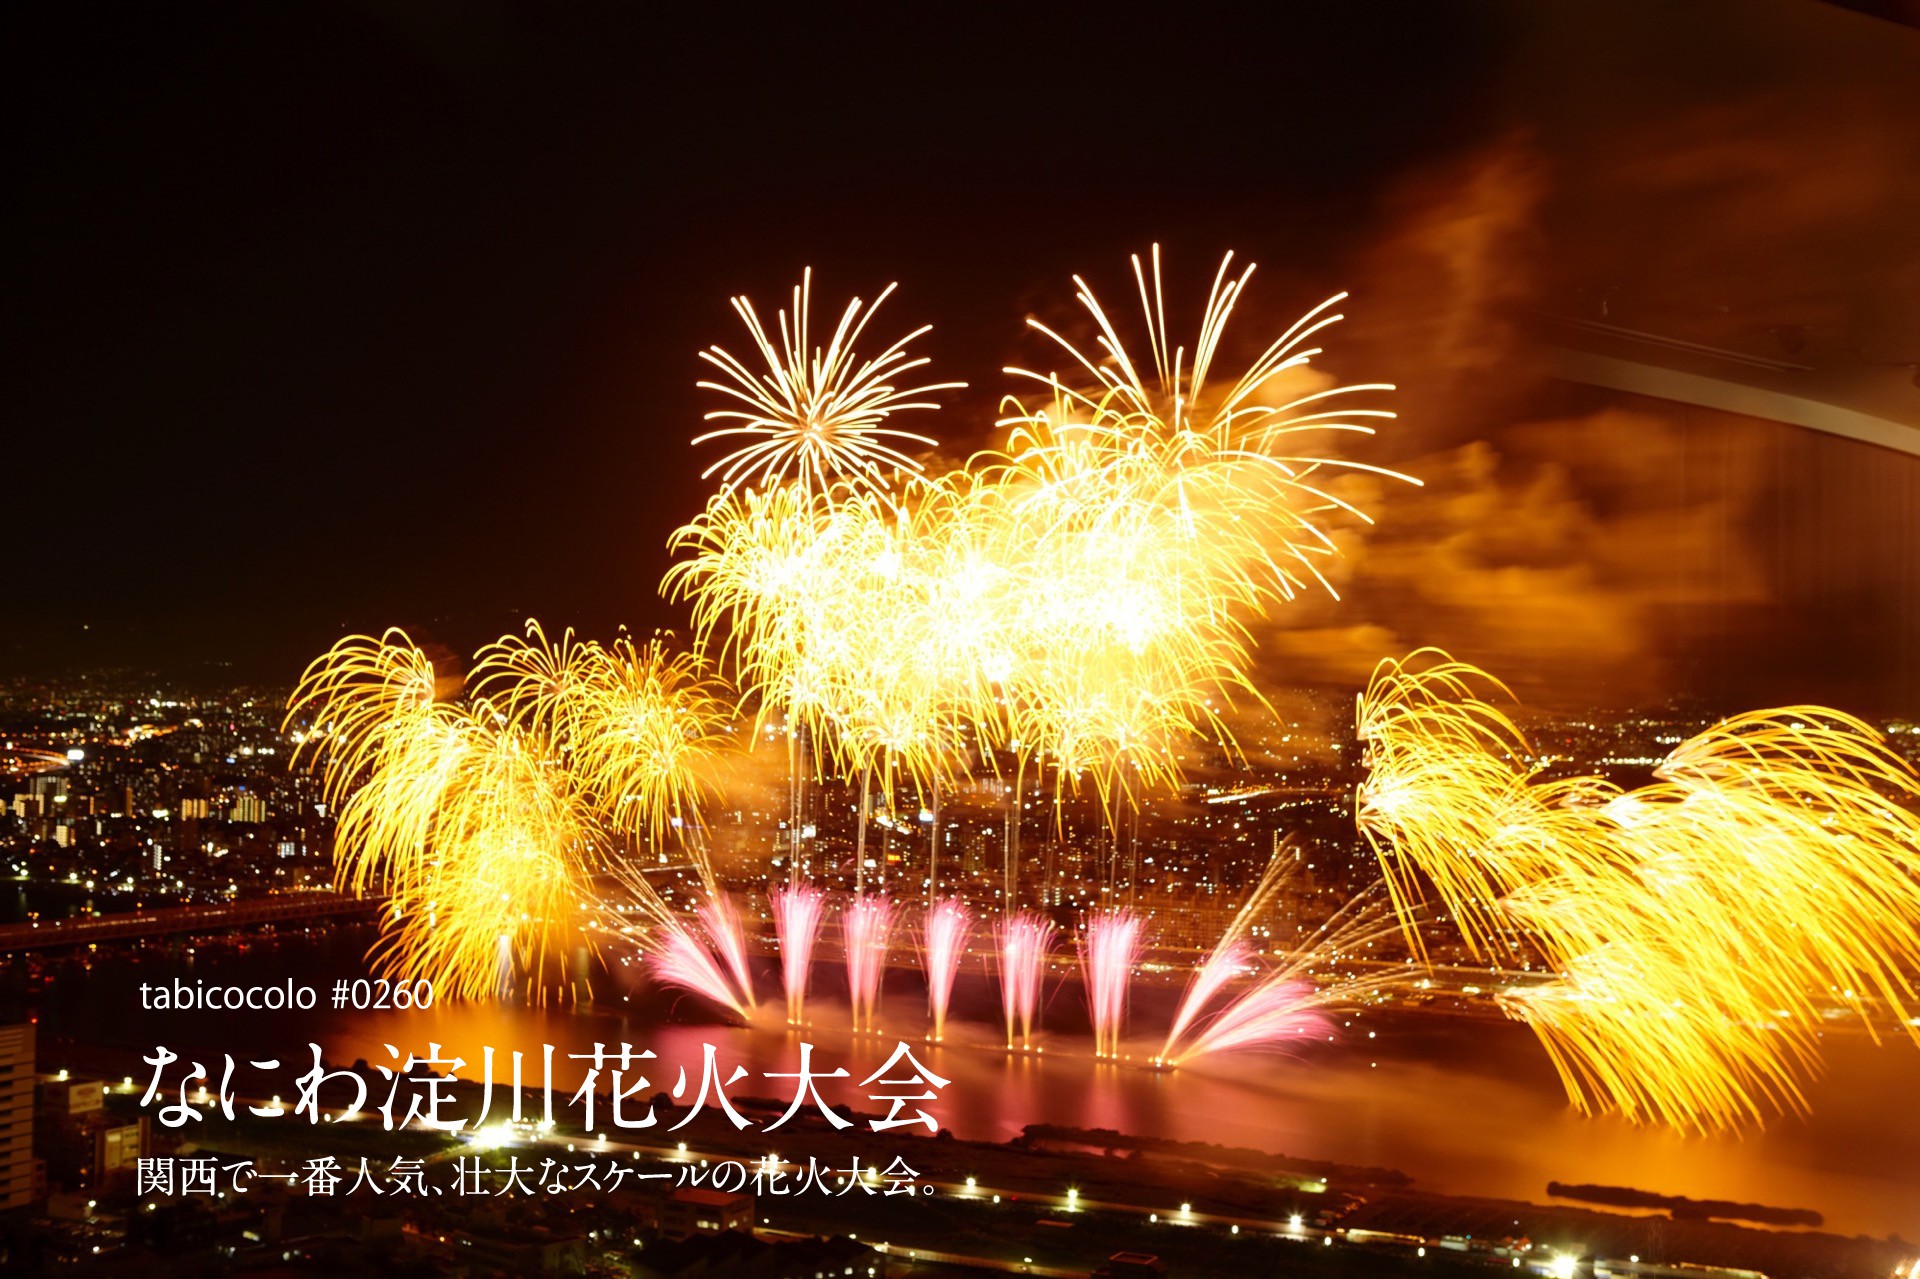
[
  {"left": 7, "top": 3, "right": 1920, "bottom": 714},
  {"left": 3, "top": 3, "right": 1517, "bottom": 679}
]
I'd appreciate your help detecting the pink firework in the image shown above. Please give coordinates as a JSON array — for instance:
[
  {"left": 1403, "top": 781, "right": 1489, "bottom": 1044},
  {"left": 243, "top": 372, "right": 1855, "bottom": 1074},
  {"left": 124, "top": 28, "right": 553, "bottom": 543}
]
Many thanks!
[
  {"left": 1080, "top": 910, "right": 1144, "bottom": 1059},
  {"left": 917, "top": 898, "right": 973, "bottom": 1042},
  {"left": 1164, "top": 976, "right": 1333, "bottom": 1066},
  {"left": 994, "top": 912, "right": 1056, "bottom": 1049},
  {"left": 769, "top": 883, "right": 826, "bottom": 1025},
  {"left": 842, "top": 893, "right": 896, "bottom": 1031},
  {"left": 645, "top": 918, "right": 751, "bottom": 1020},
  {"left": 696, "top": 891, "right": 755, "bottom": 1011},
  {"left": 1164, "top": 938, "right": 1256, "bottom": 1052}
]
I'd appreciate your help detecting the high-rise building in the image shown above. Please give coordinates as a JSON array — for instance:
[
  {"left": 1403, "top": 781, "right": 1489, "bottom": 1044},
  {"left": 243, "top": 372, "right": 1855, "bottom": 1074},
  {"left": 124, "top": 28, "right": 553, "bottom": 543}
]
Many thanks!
[
  {"left": 36, "top": 1072, "right": 145, "bottom": 1190},
  {"left": 0, "top": 1023, "right": 38, "bottom": 1210}
]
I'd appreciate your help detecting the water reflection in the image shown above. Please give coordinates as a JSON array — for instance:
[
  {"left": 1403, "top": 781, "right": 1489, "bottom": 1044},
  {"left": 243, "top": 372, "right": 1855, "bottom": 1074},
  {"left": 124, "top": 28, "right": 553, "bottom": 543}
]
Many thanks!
[{"left": 28, "top": 933, "right": 1920, "bottom": 1239}]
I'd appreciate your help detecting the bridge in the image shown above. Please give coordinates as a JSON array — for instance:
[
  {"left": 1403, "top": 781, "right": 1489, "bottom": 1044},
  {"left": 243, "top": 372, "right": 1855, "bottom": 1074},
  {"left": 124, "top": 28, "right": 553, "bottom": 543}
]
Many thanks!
[
  {"left": 0, "top": 893, "right": 386, "bottom": 953},
  {"left": 0, "top": 745, "right": 72, "bottom": 777}
]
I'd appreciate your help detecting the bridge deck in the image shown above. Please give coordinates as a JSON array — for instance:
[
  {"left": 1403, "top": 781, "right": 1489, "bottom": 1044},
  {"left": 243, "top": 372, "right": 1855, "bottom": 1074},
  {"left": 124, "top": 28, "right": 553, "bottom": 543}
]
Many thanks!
[{"left": 0, "top": 893, "right": 385, "bottom": 952}]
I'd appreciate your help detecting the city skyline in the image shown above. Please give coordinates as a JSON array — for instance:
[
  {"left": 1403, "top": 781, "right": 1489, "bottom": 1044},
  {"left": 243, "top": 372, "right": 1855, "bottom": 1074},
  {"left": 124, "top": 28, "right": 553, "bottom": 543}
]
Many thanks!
[{"left": 7, "top": 4, "right": 1920, "bottom": 1277}]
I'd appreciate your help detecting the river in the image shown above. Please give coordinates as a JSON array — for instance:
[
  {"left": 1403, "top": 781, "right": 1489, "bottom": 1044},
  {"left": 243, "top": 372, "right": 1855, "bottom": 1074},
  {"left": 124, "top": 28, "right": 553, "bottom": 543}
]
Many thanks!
[{"left": 22, "top": 926, "right": 1920, "bottom": 1241}]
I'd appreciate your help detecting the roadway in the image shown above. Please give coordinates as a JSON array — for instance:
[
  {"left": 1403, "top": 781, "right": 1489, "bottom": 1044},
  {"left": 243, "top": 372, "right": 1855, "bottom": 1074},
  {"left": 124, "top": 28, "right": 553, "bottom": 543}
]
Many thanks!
[{"left": 0, "top": 892, "right": 385, "bottom": 952}]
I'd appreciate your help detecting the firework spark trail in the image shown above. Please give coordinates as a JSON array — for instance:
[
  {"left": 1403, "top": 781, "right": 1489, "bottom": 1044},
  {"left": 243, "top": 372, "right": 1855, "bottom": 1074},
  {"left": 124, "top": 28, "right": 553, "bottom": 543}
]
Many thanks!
[
  {"left": 842, "top": 893, "right": 896, "bottom": 1031},
  {"left": 918, "top": 897, "right": 973, "bottom": 1042},
  {"left": 1081, "top": 910, "right": 1145, "bottom": 1059},
  {"left": 1357, "top": 648, "right": 1920, "bottom": 1133},
  {"left": 1354, "top": 651, "right": 1546, "bottom": 961},
  {"left": 977, "top": 246, "right": 1418, "bottom": 812},
  {"left": 671, "top": 250, "right": 1410, "bottom": 868},
  {"left": 693, "top": 269, "right": 963, "bottom": 495},
  {"left": 644, "top": 917, "right": 752, "bottom": 1021},
  {"left": 368, "top": 739, "right": 595, "bottom": 1005},
  {"left": 288, "top": 625, "right": 733, "bottom": 1004},
  {"left": 1165, "top": 939, "right": 1257, "bottom": 1053},
  {"left": 297, "top": 253, "right": 1413, "bottom": 1014},
  {"left": 286, "top": 630, "right": 463, "bottom": 898},
  {"left": 696, "top": 891, "right": 755, "bottom": 1011},
  {"left": 1165, "top": 841, "right": 1301, "bottom": 1048},
  {"left": 1159, "top": 875, "right": 1405, "bottom": 1067},
  {"left": 770, "top": 883, "right": 827, "bottom": 1025},
  {"left": 995, "top": 913, "right": 1056, "bottom": 1049},
  {"left": 1169, "top": 979, "right": 1333, "bottom": 1062}
]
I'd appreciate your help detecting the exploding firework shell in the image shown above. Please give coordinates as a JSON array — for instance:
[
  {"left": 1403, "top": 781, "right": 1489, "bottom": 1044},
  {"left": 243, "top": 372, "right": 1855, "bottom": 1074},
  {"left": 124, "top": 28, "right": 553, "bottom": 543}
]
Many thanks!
[{"left": 1357, "top": 648, "right": 1920, "bottom": 1132}]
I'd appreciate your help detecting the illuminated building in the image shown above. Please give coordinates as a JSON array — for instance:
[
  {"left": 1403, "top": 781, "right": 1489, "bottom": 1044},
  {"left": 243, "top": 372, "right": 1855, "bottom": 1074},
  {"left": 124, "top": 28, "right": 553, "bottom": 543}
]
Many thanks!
[
  {"left": 35, "top": 1071, "right": 148, "bottom": 1191},
  {"left": 0, "top": 1024, "right": 37, "bottom": 1211},
  {"left": 659, "top": 1186, "right": 754, "bottom": 1238}
]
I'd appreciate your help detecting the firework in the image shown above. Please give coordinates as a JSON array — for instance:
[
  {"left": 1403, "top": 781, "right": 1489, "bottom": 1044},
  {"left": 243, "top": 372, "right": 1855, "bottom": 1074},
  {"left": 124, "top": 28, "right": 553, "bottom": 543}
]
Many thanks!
[
  {"left": 288, "top": 631, "right": 592, "bottom": 1001},
  {"left": 1166, "top": 841, "right": 1299, "bottom": 1048},
  {"left": 570, "top": 636, "right": 735, "bottom": 850},
  {"left": 286, "top": 630, "right": 463, "bottom": 898},
  {"left": 694, "top": 269, "right": 962, "bottom": 494},
  {"left": 669, "top": 249, "right": 1409, "bottom": 882},
  {"left": 367, "top": 715, "right": 598, "bottom": 1004},
  {"left": 974, "top": 249, "right": 1413, "bottom": 820},
  {"left": 770, "top": 883, "right": 827, "bottom": 1025},
  {"left": 995, "top": 913, "right": 1056, "bottom": 1050},
  {"left": 1165, "top": 939, "right": 1257, "bottom": 1055},
  {"left": 286, "top": 628, "right": 451, "bottom": 777},
  {"left": 696, "top": 891, "right": 756, "bottom": 1010},
  {"left": 842, "top": 893, "right": 896, "bottom": 1031},
  {"left": 1167, "top": 980, "right": 1332, "bottom": 1062},
  {"left": 472, "top": 625, "right": 733, "bottom": 850},
  {"left": 643, "top": 916, "right": 753, "bottom": 1021},
  {"left": 465, "top": 619, "right": 596, "bottom": 742},
  {"left": 1081, "top": 910, "right": 1145, "bottom": 1059},
  {"left": 1354, "top": 650, "right": 1546, "bottom": 960},
  {"left": 1357, "top": 648, "right": 1920, "bottom": 1132},
  {"left": 297, "top": 252, "right": 1416, "bottom": 1019},
  {"left": 918, "top": 897, "right": 973, "bottom": 1042},
  {"left": 288, "top": 624, "right": 732, "bottom": 1004},
  {"left": 1159, "top": 863, "right": 1404, "bottom": 1068}
]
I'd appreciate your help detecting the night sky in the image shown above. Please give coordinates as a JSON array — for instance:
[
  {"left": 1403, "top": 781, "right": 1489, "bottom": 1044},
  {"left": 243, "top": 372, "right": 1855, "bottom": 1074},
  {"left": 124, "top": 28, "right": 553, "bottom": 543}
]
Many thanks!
[{"left": 8, "top": 3, "right": 1920, "bottom": 715}]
